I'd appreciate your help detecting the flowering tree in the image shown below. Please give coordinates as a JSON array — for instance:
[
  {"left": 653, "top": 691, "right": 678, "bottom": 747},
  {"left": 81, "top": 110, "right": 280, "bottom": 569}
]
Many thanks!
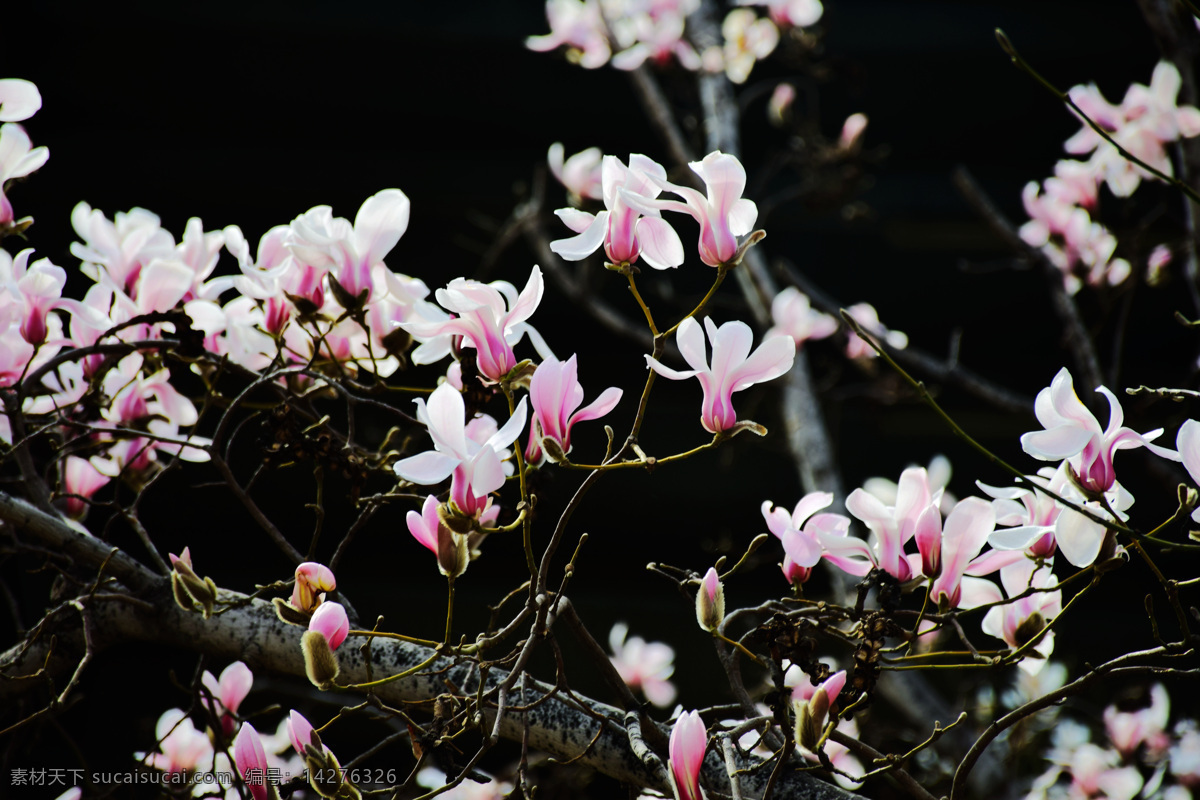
[{"left": 2, "top": 3, "right": 1200, "bottom": 800}]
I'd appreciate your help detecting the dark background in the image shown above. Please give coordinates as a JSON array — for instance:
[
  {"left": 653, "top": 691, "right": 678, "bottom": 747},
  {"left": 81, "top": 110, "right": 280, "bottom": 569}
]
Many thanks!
[{"left": 4, "top": 1, "right": 1197, "bottom": 797}]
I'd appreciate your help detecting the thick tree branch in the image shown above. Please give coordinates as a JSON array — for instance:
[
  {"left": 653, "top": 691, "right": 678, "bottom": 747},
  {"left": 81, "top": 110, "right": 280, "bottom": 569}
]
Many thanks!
[{"left": 0, "top": 491, "right": 863, "bottom": 800}]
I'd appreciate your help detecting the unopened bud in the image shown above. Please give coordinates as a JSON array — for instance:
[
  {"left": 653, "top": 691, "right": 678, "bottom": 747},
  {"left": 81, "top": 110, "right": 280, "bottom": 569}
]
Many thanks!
[
  {"left": 794, "top": 697, "right": 822, "bottom": 750},
  {"left": 1178, "top": 483, "right": 1198, "bottom": 513},
  {"left": 301, "top": 630, "right": 340, "bottom": 690},
  {"left": 695, "top": 567, "right": 725, "bottom": 632}
]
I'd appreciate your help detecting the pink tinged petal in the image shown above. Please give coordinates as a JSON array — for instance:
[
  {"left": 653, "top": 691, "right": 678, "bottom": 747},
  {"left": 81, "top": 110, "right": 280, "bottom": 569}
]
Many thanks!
[
  {"left": 914, "top": 505, "right": 943, "bottom": 577},
  {"left": 136, "top": 259, "right": 193, "bottom": 313},
  {"left": 407, "top": 495, "right": 442, "bottom": 553},
  {"left": 354, "top": 188, "right": 410, "bottom": 263},
  {"left": 233, "top": 723, "right": 270, "bottom": 800},
  {"left": 554, "top": 207, "right": 598, "bottom": 235},
  {"left": 309, "top": 601, "right": 349, "bottom": 650},
  {"left": 675, "top": 316, "right": 711, "bottom": 374},
  {"left": 782, "top": 527, "right": 822, "bottom": 568},
  {"left": 728, "top": 333, "right": 795, "bottom": 391},
  {"left": 507, "top": 265, "right": 544, "bottom": 328},
  {"left": 645, "top": 353, "right": 698, "bottom": 381},
  {"left": 762, "top": 501, "right": 793, "bottom": 538},
  {"left": 960, "top": 575, "right": 1004, "bottom": 613},
  {"left": 988, "top": 525, "right": 1052, "bottom": 551},
  {"left": 488, "top": 396, "right": 529, "bottom": 452},
  {"left": 550, "top": 210, "right": 608, "bottom": 260},
  {"left": 634, "top": 215, "right": 685, "bottom": 269},
  {"left": 1021, "top": 426, "right": 1095, "bottom": 460},
  {"left": 0, "top": 79, "right": 42, "bottom": 122},
  {"left": 423, "top": 384, "right": 470, "bottom": 457},
  {"left": 571, "top": 385, "right": 622, "bottom": 425},
  {"left": 465, "top": 446, "right": 507, "bottom": 498},
  {"left": 819, "top": 670, "right": 847, "bottom": 706},
  {"left": 393, "top": 450, "right": 461, "bottom": 485},
  {"left": 1054, "top": 507, "right": 1107, "bottom": 567},
  {"left": 216, "top": 661, "right": 253, "bottom": 715},
  {"left": 287, "top": 710, "right": 316, "bottom": 756},
  {"left": 791, "top": 492, "right": 834, "bottom": 526},
  {"left": 817, "top": 531, "right": 876, "bottom": 576},
  {"left": 1179, "top": 419, "right": 1200, "bottom": 486},
  {"left": 669, "top": 710, "right": 707, "bottom": 800}
]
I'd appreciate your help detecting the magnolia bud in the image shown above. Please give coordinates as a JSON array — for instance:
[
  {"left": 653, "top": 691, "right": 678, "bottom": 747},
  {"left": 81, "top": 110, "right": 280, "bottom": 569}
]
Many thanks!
[
  {"left": 302, "top": 630, "right": 340, "bottom": 690},
  {"left": 794, "top": 697, "right": 822, "bottom": 751},
  {"left": 695, "top": 567, "right": 725, "bottom": 632},
  {"left": 273, "top": 597, "right": 313, "bottom": 626}
]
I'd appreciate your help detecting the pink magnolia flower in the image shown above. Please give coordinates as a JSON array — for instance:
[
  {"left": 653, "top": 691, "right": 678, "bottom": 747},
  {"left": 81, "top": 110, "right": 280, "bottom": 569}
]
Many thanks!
[
  {"left": 61, "top": 456, "right": 110, "bottom": 519},
  {"left": 974, "top": 560, "right": 1062, "bottom": 674},
  {"left": 669, "top": 710, "right": 707, "bottom": 800},
  {"left": 1021, "top": 368, "right": 1179, "bottom": 496},
  {"left": 792, "top": 669, "right": 846, "bottom": 749},
  {"left": 634, "top": 151, "right": 759, "bottom": 267},
  {"left": 762, "top": 491, "right": 851, "bottom": 584},
  {"left": 0, "top": 122, "right": 49, "bottom": 225},
  {"left": 924, "top": 497, "right": 1020, "bottom": 610},
  {"left": 646, "top": 317, "right": 795, "bottom": 434},
  {"left": 843, "top": 302, "right": 907, "bottom": 359},
  {"left": 202, "top": 661, "right": 254, "bottom": 737},
  {"left": 548, "top": 143, "right": 603, "bottom": 203},
  {"left": 233, "top": 722, "right": 271, "bottom": 800},
  {"left": 70, "top": 203, "right": 175, "bottom": 294},
  {"left": 526, "top": 0, "right": 612, "bottom": 69},
  {"left": 608, "top": 622, "right": 677, "bottom": 708},
  {"left": 527, "top": 353, "right": 622, "bottom": 463},
  {"left": 1105, "top": 685, "right": 1170, "bottom": 760},
  {"left": 286, "top": 189, "right": 411, "bottom": 304},
  {"left": 0, "top": 79, "right": 42, "bottom": 122},
  {"left": 308, "top": 601, "right": 349, "bottom": 651},
  {"left": 610, "top": 10, "right": 702, "bottom": 71},
  {"left": 291, "top": 562, "right": 336, "bottom": 613},
  {"left": 398, "top": 267, "right": 544, "bottom": 384},
  {"left": 765, "top": 287, "right": 838, "bottom": 349},
  {"left": 392, "top": 383, "right": 527, "bottom": 519},
  {"left": 835, "top": 467, "right": 939, "bottom": 581},
  {"left": 714, "top": 10, "right": 779, "bottom": 85},
  {"left": 550, "top": 154, "right": 685, "bottom": 270},
  {"left": 979, "top": 464, "right": 1069, "bottom": 559},
  {"left": 139, "top": 708, "right": 213, "bottom": 774}
]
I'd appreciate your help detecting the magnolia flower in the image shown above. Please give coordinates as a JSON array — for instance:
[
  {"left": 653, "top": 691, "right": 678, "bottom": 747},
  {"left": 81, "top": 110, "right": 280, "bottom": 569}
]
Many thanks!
[
  {"left": 286, "top": 189, "right": 410, "bottom": 304},
  {"left": 70, "top": 203, "right": 175, "bottom": 293},
  {"left": 0, "top": 79, "right": 42, "bottom": 122},
  {"left": 765, "top": 287, "right": 838, "bottom": 349},
  {"left": 202, "top": 661, "right": 254, "bottom": 737},
  {"left": 608, "top": 622, "right": 677, "bottom": 707},
  {"left": 976, "top": 560, "right": 1062, "bottom": 674},
  {"left": 843, "top": 302, "right": 907, "bottom": 359},
  {"left": 669, "top": 710, "right": 707, "bottom": 800},
  {"left": 60, "top": 456, "right": 110, "bottom": 519},
  {"left": 646, "top": 317, "right": 794, "bottom": 434},
  {"left": 833, "top": 467, "right": 940, "bottom": 581},
  {"left": 527, "top": 353, "right": 621, "bottom": 463},
  {"left": 716, "top": 9, "right": 779, "bottom": 85},
  {"left": 1021, "top": 368, "right": 1179, "bottom": 496},
  {"left": 309, "top": 601, "right": 349, "bottom": 651},
  {"left": 291, "top": 562, "right": 336, "bottom": 613},
  {"left": 233, "top": 723, "right": 271, "bottom": 800},
  {"left": 526, "top": 0, "right": 611, "bottom": 69},
  {"left": 0, "top": 123, "right": 49, "bottom": 225},
  {"left": 393, "top": 383, "right": 527, "bottom": 519},
  {"left": 633, "top": 151, "right": 759, "bottom": 268},
  {"left": 398, "top": 267, "right": 545, "bottom": 384},
  {"left": 762, "top": 491, "right": 851, "bottom": 585},
  {"left": 793, "top": 670, "right": 846, "bottom": 749},
  {"left": 138, "top": 708, "right": 213, "bottom": 774},
  {"left": 1105, "top": 685, "right": 1170, "bottom": 760},
  {"left": 550, "top": 154, "right": 684, "bottom": 269},
  {"left": 979, "top": 464, "right": 1069, "bottom": 558},
  {"left": 610, "top": 10, "right": 702, "bottom": 71},
  {"left": 548, "top": 142, "right": 603, "bottom": 202}
]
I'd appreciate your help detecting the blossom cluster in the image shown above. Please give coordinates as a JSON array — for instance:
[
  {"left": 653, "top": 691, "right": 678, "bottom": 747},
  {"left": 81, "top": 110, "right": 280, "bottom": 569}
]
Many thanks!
[
  {"left": 1020, "top": 62, "right": 1200, "bottom": 293},
  {"left": 760, "top": 366, "right": 1198, "bottom": 672},
  {"left": 1026, "top": 685, "right": 1200, "bottom": 800},
  {"left": 528, "top": 0, "right": 821, "bottom": 84}
]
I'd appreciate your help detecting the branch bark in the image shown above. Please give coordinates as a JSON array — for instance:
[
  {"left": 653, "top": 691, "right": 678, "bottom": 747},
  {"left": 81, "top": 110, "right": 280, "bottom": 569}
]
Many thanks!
[{"left": 0, "top": 491, "right": 863, "bottom": 800}]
